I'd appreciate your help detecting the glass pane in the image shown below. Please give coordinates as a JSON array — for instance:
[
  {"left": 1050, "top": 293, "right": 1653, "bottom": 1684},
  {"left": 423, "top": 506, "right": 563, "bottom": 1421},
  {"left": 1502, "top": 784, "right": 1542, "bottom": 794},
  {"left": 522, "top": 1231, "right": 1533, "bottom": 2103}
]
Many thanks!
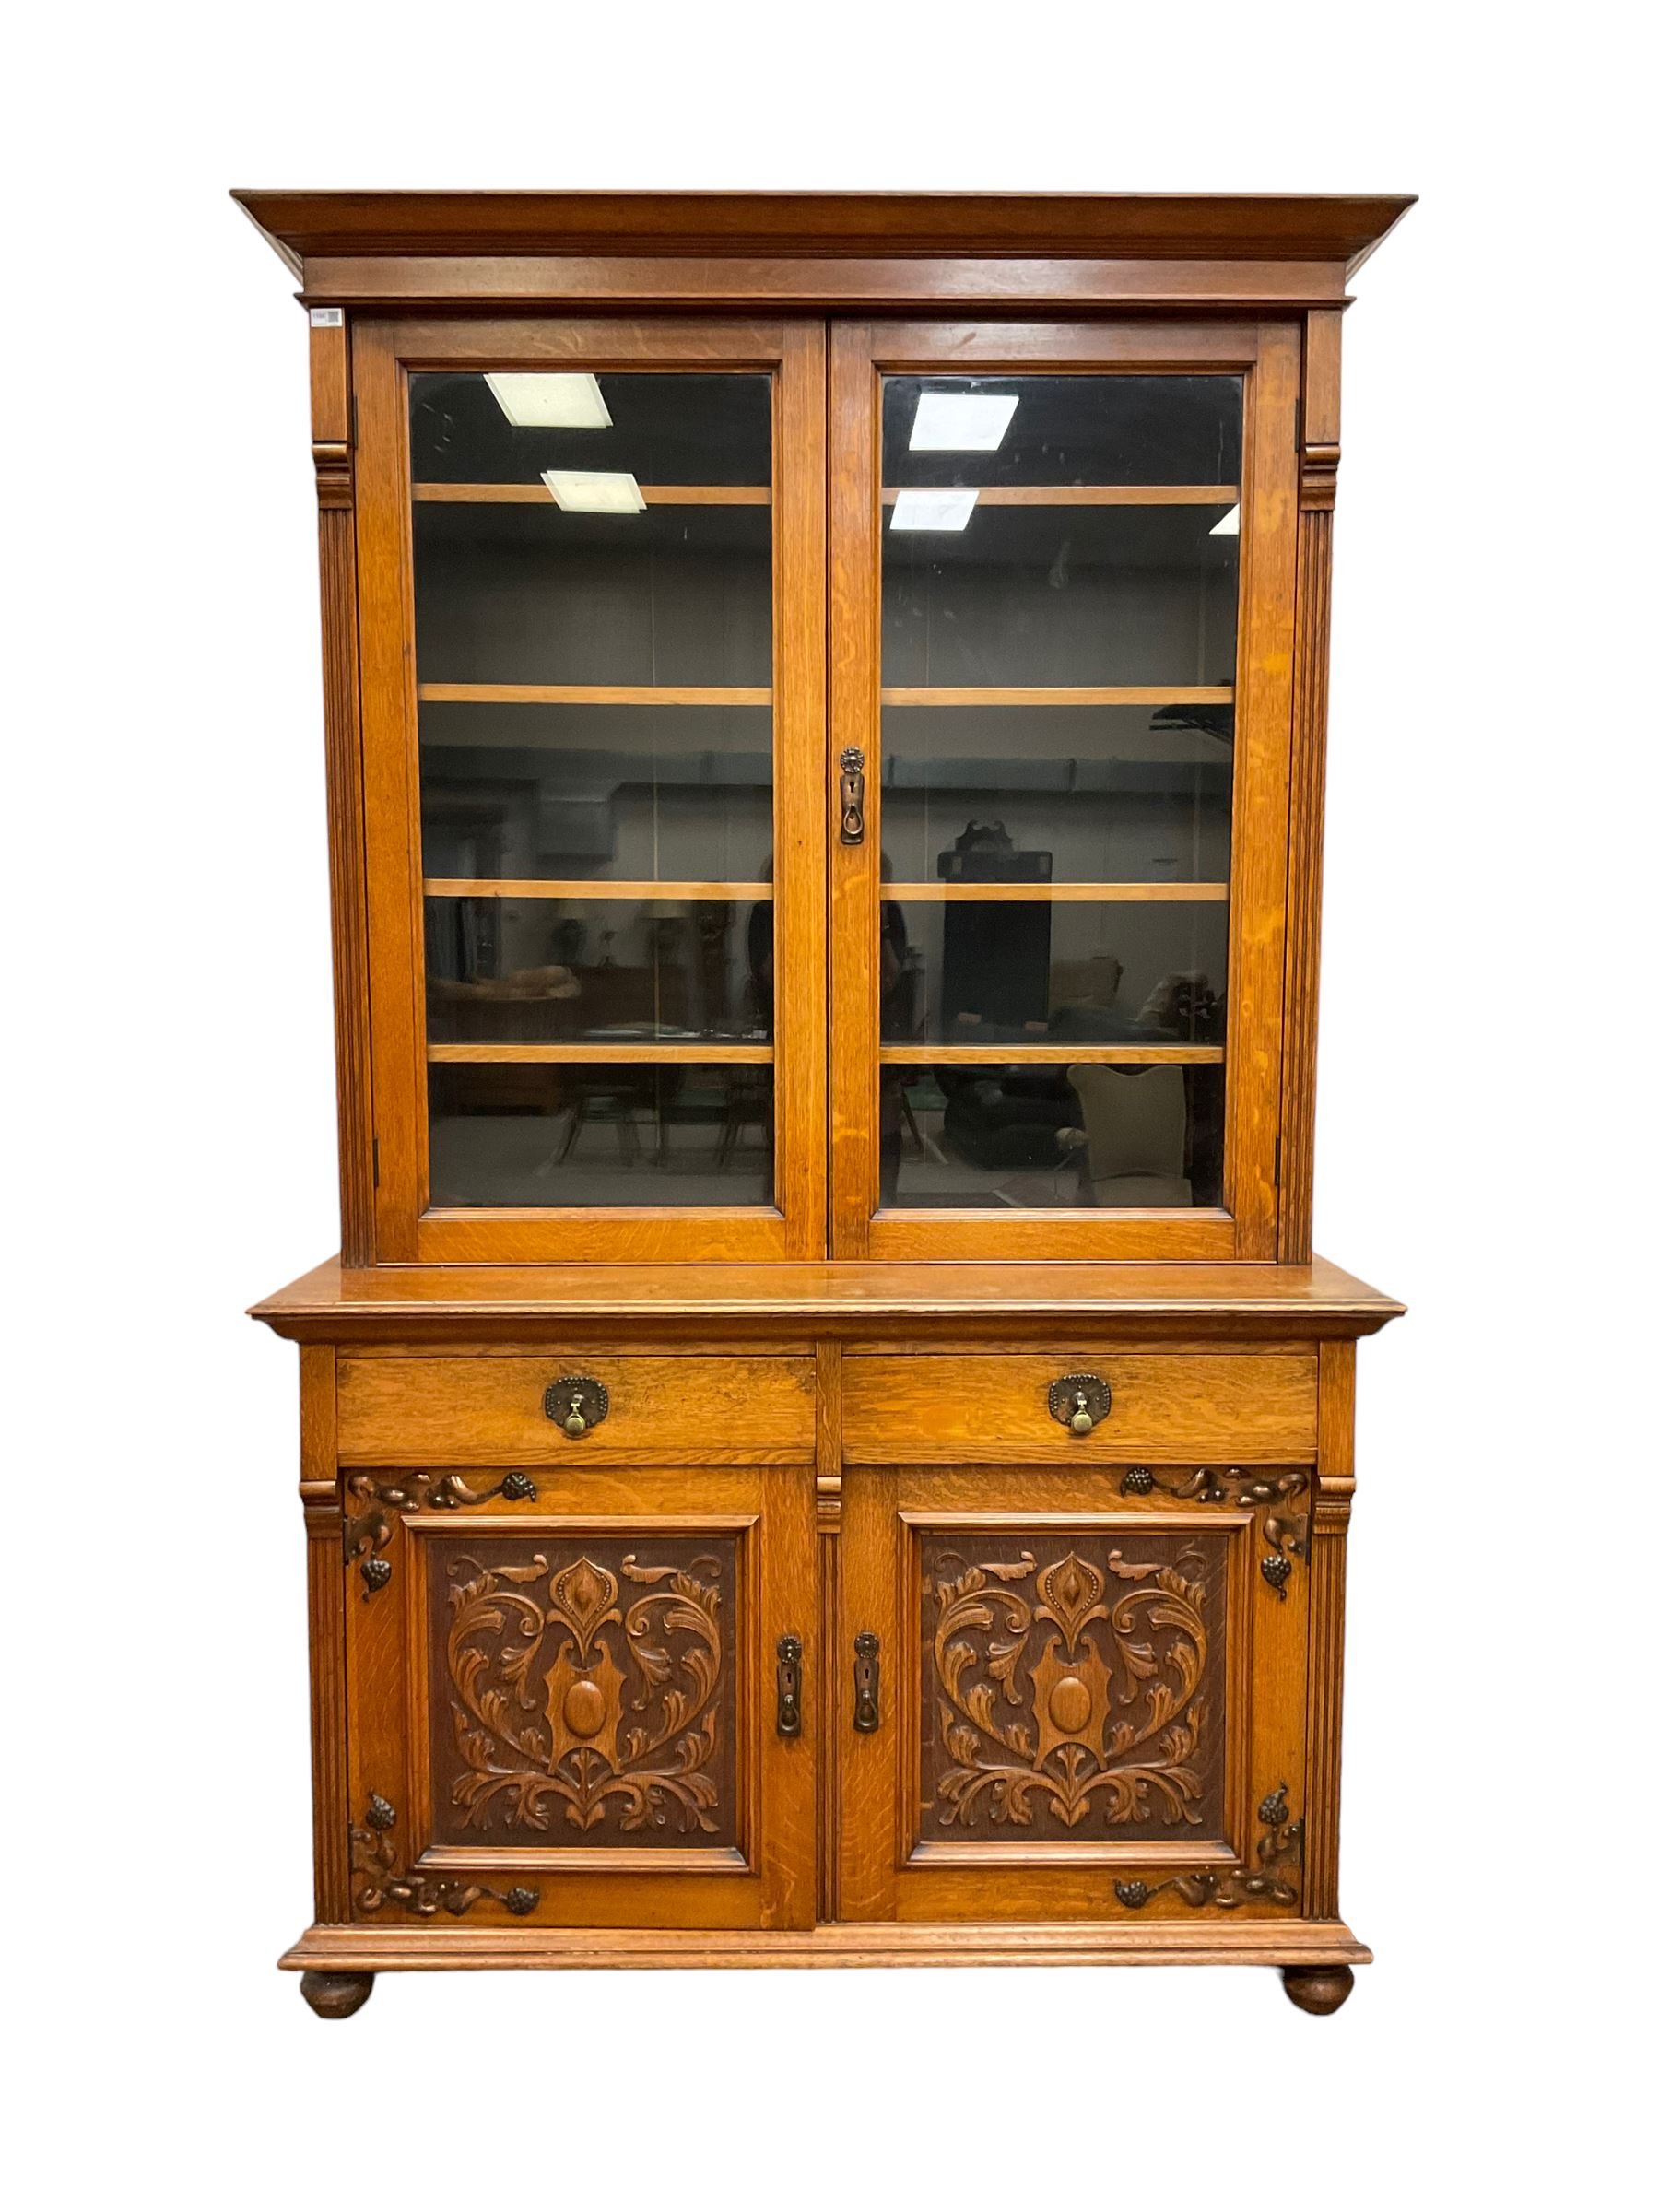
[
  {"left": 409, "top": 370, "right": 775, "bottom": 1212},
  {"left": 881, "top": 703, "right": 1232, "bottom": 886},
  {"left": 878, "top": 1063, "right": 1224, "bottom": 1211},
  {"left": 413, "top": 499, "right": 771, "bottom": 688},
  {"left": 884, "top": 502, "right": 1236, "bottom": 691},
  {"left": 877, "top": 373, "right": 1241, "bottom": 1216},
  {"left": 426, "top": 895, "right": 772, "bottom": 1044},
  {"left": 420, "top": 703, "right": 773, "bottom": 886},
  {"left": 881, "top": 899, "right": 1226, "bottom": 1047},
  {"left": 429, "top": 1064, "right": 774, "bottom": 1208}
]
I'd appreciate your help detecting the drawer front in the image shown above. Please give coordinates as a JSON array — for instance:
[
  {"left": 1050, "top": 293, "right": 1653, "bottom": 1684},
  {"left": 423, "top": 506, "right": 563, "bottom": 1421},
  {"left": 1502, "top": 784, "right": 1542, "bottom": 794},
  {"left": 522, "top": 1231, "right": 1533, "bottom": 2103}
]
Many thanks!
[
  {"left": 841, "top": 1352, "right": 1316, "bottom": 1463},
  {"left": 336, "top": 1355, "right": 817, "bottom": 1466}
]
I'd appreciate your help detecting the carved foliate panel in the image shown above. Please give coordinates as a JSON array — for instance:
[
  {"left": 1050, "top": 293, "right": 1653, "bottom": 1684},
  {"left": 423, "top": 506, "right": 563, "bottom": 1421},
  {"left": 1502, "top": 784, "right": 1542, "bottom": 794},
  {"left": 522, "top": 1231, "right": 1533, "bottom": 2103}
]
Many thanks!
[
  {"left": 919, "top": 1534, "right": 1228, "bottom": 1842},
  {"left": 427, "top": 1536, "right": 739, "bottom": 1850}
]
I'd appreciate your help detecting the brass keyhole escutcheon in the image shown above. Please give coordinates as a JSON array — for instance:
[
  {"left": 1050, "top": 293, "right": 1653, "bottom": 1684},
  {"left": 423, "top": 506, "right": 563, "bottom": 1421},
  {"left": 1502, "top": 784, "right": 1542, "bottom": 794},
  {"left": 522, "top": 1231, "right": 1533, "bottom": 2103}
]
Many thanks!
[
  {"left": 1047, "top": 1372, "right": 1111, "bottom": 1436},
  {"left": 852, "top": 1630, "right": 881, "bottom": 1733},
  {"left": 775, "top": 1634, "right": 804, "bottom": 1738},
  {"left": 543, "top": 1374, "right": 609, "bottom": 1437},
  {"left": 839, "top": 746, "right": 866, "bottom": 845}
]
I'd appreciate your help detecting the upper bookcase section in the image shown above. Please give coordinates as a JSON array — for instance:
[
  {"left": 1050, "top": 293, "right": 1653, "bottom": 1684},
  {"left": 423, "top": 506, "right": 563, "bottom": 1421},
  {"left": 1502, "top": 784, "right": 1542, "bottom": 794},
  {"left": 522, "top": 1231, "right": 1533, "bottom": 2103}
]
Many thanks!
[{"left": 231, "top": 190, "right": 1415, "bottom": 313}]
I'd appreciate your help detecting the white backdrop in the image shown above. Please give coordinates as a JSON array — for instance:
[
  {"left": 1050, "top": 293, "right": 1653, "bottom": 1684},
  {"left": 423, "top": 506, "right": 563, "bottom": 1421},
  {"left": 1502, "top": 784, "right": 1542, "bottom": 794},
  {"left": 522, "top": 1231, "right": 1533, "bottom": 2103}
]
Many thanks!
[{"left": 7, "top": 6, "right": 1651, "bottom": 2203}]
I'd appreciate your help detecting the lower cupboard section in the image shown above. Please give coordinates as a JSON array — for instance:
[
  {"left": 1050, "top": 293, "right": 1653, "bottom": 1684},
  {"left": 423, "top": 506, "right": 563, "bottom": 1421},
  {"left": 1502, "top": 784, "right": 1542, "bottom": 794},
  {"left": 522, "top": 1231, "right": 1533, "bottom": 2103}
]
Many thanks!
[
  {"left": 341, "top": 1462, "right": 818, "bottom": 1932},
  {"left": 333, "top": 1455, "right": 1326, "bottom": 1937},
  {"left": 837, "top": 1465, "right": 1314, "bottom": 1924}
]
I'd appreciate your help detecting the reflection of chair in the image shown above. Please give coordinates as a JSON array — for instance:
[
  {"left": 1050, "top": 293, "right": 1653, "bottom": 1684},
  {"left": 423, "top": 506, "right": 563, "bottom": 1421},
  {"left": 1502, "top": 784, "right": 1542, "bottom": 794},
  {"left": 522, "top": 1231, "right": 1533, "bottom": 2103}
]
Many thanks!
[
  {"left": 716, "top": 1069, "right": 771, "bottom": 1168},
  {"left": 556, "top": 1074, "right": 650, "bottom": 1163},
  {"left": 1065, "top": 1065, "right": 1192, "bottom": 1206},
  {"left": 884, "top": 956, "right": 927, "bottom": 1156}
]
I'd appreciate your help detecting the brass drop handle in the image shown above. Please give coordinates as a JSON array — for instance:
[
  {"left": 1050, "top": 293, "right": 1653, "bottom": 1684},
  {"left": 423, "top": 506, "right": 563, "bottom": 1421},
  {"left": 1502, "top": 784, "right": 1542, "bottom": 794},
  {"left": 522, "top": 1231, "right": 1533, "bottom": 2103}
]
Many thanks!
[
  {"left": 776, "top": 1634, "right": 803, "bottom": 1738},
  {"left": 543, "top": 1374, "right": 610, "bottom": 1438},
  {"left": 852, "top": 1630, "right": 881, "bottom": 1733},
  {"left": 1047, "top": 1372, "right": 1112, "bottom": 1437},
  {"left": 839, "top": 747, "right": 866, "bottom": 845}
]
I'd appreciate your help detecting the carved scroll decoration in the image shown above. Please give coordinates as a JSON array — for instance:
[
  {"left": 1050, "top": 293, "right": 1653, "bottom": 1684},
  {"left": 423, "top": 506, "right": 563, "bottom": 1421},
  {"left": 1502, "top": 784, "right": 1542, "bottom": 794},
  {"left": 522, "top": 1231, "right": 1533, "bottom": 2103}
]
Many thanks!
[
  {"left": 1112, "top": 1783, "right": 1303, "bottom": 1912},
  {"left": 349, "top": 1794, "right": 539, "bottom": 1919},
  {"left": 928, "top": 1544, "right": 1219, "bottom": 1836},
  {"left": 343, "top": 1468, "right": 538, "bottom": 1594},
  {"left": 1120, "top": 1465, "right": 1310, "bottom": 1596},
  {"left": 443, "top": 1548, "right": 731, "bottom": 1841}
]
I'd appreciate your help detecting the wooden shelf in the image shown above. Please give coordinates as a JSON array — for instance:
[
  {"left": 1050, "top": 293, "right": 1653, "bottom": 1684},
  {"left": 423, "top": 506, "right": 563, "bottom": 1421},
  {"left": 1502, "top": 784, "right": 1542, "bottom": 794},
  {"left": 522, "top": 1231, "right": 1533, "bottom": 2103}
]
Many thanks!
[
  {"left": 414, "top": 483, "right": 771, "bottom": 506},
  {"left": 425, "top": 878, "right": 772, "bottom": 901},
  {"left": 418, "top": 684, "right": 771, "bottom": 706},
  {"left": 880, "top": 686, "right": 1233, "bottom": 709},
  {"left": 881, "top": 485, "right": 1237, "bottom": 507},
  {"left": 879, "top": 1045, "right": 1223, "bottom": 1065},
  {"left": 428, "top": 1042, "right": 773, "bottom": 1065},
  {"left": 886, "top": 882, "right": 1228, "bottom": 903}
]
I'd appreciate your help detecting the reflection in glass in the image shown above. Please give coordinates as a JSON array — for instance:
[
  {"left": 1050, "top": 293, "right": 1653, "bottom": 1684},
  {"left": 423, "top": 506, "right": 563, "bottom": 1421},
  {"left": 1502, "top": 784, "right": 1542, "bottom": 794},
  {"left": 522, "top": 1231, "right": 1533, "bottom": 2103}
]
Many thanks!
[
  {"left": 878, "top": 1064, "right": 1223, "bottom": 1212},
  {"left": 426, "top": 897, "right": 772, "bottom": 1044},
  {"left": 413, "top": 500, "right": 771, "bottom": 689},
  {"left": 429, "top": 1064, "right": 774, "bottom": 1208},
  {"left": 409, "top": 370, "right": 777, "bottom": 1212},
  {"left": 879, "top": 898, "right": 1226, "bottom": 1047},
  {"left": 881, "top": 374, "right": 1242, "bottom": 693},
  {"left": 413, "top": 372, "right": 771, "bottom": 487},
  {"left": 876, "top": 371, "right": 1241, "bottom": 1219},
  {"left": 419, "top": 704, "right": 773, "bottom": 888},
  {"left": 884, "top": 502, "right": 1237, "bottom": 692},
  {"left": 882, "top": 375, "right": 1241, "bottom": 489},
  {"left": 880, "top": 703, "right": 1232, "bottom": 887}
]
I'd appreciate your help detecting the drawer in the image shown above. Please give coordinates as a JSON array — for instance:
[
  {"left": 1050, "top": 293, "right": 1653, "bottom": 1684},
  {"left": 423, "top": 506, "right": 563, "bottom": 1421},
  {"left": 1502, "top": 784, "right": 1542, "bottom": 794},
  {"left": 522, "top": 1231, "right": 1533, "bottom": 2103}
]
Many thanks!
[
  {"left": 841, "top": 1352, "right": 1316, "bottom": 1464},
  {"left": 335, "top": 1354, "right": 817, "bottom": 1466}
]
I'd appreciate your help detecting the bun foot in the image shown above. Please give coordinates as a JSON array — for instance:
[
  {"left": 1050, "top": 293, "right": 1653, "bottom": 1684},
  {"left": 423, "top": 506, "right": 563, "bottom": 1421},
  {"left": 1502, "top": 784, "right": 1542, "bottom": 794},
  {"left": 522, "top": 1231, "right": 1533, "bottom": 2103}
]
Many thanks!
[
  {"left": 1280, "top": 1963, "right": 1355, "bottom": 2015},
  {"left": 300, "top": 1970, "right": 374, "bottom": 2018}
]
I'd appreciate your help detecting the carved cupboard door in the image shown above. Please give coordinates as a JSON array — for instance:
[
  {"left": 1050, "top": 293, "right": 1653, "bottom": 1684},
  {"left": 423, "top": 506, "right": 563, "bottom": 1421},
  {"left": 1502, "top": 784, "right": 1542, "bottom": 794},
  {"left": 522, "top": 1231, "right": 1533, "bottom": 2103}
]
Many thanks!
[
  {"left": 838, "top": 1464, "right": 1312, "bottom": 1924},
  {"left": 341, "top": 1462, "right": 816, "bottom": 1931}
]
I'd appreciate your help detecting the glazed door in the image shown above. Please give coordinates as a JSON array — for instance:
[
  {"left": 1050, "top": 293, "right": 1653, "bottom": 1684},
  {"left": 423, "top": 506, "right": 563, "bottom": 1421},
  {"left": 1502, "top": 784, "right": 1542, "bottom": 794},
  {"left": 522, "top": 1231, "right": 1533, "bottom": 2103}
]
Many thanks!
[
  {"left": 354, "top": 318, "right": 827, "bottom": 1262},
  {"left": 829, "top": 321, "right": 1300, "bottom": 1260},
  {"left": 342, "top": 1458, "right": 817, "bottom": 1932},
  {"left": 838, "top": 1462, "right": 1312, "bottom": 1925}
]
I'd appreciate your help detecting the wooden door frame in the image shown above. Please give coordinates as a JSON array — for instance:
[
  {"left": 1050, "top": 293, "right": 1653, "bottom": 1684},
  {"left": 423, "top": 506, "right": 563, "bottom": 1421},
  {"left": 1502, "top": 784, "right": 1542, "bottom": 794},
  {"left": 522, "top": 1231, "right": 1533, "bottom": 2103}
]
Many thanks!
[
  {"left": 838, "top": 1464, "right": 1311, "bottom": 1924},
  {"left": 353, "top": 315, "right": 828, "bottom": 1263},
  {"left": 342, "top": 1462, "right": 818, "bottom": 1931},
  {"left": 828, "top": 317, "right": 1300, "bottom": 1261}
]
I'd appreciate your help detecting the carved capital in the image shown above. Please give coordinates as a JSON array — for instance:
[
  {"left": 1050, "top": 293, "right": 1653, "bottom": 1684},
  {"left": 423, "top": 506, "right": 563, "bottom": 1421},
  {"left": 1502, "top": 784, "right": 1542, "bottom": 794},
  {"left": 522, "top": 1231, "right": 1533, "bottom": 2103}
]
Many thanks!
[
  {"left": 312, "top": 440, "right": 353, "bottom": 510},
  {"left": 1312, "top": 1468, "right": 1356, "bottom": 1536},
  {"left": 1300, "top": 440, "right": 1340, "bottom": 511}
]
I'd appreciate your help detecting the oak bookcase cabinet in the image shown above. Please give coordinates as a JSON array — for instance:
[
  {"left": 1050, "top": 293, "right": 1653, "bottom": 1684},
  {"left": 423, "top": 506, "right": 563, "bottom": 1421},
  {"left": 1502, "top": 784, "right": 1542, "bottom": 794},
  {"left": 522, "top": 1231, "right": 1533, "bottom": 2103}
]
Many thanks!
[{"left": 242, "top": 190, "right": 1409, "bottom": 2018}]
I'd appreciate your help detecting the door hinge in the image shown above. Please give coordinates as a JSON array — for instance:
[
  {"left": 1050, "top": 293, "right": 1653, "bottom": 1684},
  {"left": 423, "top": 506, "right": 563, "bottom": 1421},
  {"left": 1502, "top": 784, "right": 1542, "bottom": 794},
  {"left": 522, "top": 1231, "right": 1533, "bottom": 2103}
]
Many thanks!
[
  {"left": 1292, "top": 396, "right": 1302, "bottom": 453},
  {"left": 349, "top": 393, "right": 359, "bottom": 450},
  {"left": 1275, "top": 1135, "right": 1281, "bottom": 1184},
  {"left": 371, "top": 1135, "right": 380, "bottom": 1188}
]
